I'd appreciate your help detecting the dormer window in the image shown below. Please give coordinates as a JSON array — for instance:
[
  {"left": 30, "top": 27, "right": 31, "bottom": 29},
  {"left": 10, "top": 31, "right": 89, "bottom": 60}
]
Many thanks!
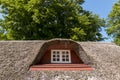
[
  {"left": 51, "top": 50, "right": 71, "bottom": 63},
  {"left": 30, "top": 39, "right": 93, "bottom": 71}
]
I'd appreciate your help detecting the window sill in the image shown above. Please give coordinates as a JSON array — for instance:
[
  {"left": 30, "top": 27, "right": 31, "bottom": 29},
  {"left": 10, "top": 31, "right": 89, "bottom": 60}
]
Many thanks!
[{"left": 30, "top": 64, "right": 93, "bottom": 71}]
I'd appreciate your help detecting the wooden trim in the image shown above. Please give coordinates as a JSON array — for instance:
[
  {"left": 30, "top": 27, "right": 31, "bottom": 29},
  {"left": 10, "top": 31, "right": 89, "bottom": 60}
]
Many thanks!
[{"left": 30, "top": 64, "right": 93, "bottom": 71}]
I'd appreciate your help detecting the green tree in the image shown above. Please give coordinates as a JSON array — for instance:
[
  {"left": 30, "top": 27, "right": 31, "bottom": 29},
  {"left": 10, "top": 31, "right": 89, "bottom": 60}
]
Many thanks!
[
  {"left": 0, "top": 27, "right": 6, "bottom": 40},
  {"left": 0, "top": 19, "right": 6, "bottom": 40},
  {"left": 106, "top": 0, "right": 120, "bottom": 45},
  {"left": 0, "top": 0, "right": 104, "bottom": 41}
]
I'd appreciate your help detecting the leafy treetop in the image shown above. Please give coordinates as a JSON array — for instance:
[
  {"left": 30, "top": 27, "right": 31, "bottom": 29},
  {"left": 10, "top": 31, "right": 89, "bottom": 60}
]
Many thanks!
[
  {"left": 107, "top": 0, "right": 120, "bottom": 45},
  {"left": 0, "top": 0, "right": 105, "bottom": 41}
]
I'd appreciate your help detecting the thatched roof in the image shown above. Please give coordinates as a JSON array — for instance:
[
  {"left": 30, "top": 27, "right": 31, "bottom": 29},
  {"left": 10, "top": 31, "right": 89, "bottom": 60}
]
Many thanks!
[{"left": 0, "top": 39, "right": 120, "bottom": 80}]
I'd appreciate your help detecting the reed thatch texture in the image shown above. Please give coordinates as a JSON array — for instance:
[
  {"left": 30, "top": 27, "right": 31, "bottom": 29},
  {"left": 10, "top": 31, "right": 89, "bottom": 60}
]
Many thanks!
[{"left": 0, "top": 39, "right": 120, "bottom": 80}]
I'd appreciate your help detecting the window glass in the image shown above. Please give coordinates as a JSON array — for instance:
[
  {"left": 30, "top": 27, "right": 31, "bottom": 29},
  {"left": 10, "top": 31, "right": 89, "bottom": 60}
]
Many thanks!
[{"left": 51, "top": 50, "right": 71, "bottom": 63}]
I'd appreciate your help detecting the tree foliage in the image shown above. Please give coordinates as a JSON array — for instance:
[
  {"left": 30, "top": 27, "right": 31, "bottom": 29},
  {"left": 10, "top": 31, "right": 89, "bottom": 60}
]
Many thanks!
[
  {"left": 106, "top": 0, "right": 120, "bottom": 45},
  {"left": 0, "top": 0, "right": 104, "bottom": 41}
]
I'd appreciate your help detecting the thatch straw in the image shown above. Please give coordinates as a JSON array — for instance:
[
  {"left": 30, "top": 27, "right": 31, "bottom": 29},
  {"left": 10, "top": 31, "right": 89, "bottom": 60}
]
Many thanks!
[{"left": 0, "top": 39, "right": 120, "bottom": 80}]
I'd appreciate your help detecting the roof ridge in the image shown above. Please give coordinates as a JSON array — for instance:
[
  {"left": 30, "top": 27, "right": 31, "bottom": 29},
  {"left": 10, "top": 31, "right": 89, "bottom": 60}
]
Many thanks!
[{"left": 78, "top": 42, "right": 115, "bottom": 44}]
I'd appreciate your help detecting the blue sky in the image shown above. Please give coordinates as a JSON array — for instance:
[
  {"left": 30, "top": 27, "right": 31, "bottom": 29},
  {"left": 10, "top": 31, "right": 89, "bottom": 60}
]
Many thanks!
[
  {"left": 0, "top": 0, "right": 118, "bottom": 41},
  {"left": 82, "top": 0, "right": 118, "bottom": 42}
]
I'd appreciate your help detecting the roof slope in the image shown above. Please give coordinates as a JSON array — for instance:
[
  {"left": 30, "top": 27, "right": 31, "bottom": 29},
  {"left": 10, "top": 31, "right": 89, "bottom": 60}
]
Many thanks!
[
  {"left": 0, "top": 40, "right": 120, "bottom": 80},
  {"left": 0, "top": 41, "right": 45, "bottom": 80},
  {"left": 79, "top": 42, "right": 120, "bottom": 80}
]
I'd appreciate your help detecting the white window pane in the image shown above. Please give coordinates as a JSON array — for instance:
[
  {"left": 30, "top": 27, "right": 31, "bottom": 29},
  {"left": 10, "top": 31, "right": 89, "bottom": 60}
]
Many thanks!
[
  {"left": 62, "top": 59, "right": 65, "bottom": 61},
  {"left": 53, "top": 55, "right": 56, "bottom": 57},
  {"left": 62, "top": 51, "right": 65, "bottom": 54},
  {"left": 51, "top": 50, "right": 71, "bottom": 63},
  {"left": 62, "top": 55, "right": 65, "bottom": 57},
  {"left": 57, "top": 51, "right": 59, "bottom": 54},
  {"left": 57, "top": 59, "right": 60, "bottom": 61},
  {"left": 66, "top": 59, "right": 69, "bottom": 61},
  {"left": 66, "top": 55, "right": 69, "bottom": 57},
  {"left": 53, "top": 58, "right": 56, "bottom": 61},
  {"left": 53, "top": 51, "right": 55, "bottom": 53}
]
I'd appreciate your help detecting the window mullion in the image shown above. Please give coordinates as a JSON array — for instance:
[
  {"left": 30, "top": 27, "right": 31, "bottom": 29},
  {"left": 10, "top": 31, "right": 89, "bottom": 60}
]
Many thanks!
[{"left": 60, "top": 51, "right": 62, "bottom": 63}]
